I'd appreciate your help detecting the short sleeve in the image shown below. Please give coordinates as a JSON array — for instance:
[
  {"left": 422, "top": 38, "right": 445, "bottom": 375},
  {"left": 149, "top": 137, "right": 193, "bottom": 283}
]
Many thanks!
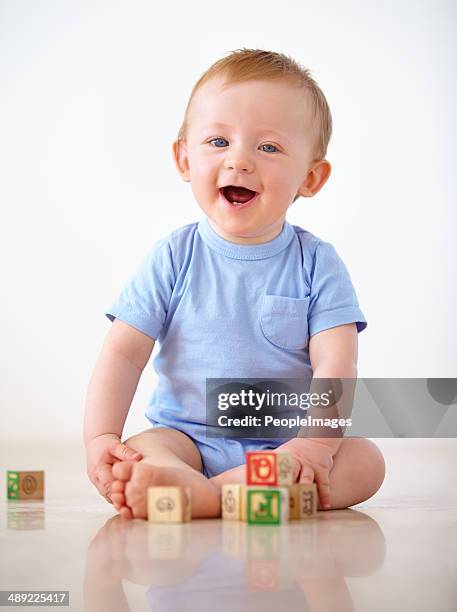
[
  {"left": 105, "top": 239, "right": 176, "bottom": 340},
  {"left": 308, "top": 240, "right": 367, "bottom": 337}
]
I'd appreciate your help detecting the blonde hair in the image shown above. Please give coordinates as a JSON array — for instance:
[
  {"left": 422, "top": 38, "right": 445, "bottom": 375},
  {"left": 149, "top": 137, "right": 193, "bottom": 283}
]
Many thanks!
[{"left": 177, "top": 48, "right": 332, "bottom": 162}]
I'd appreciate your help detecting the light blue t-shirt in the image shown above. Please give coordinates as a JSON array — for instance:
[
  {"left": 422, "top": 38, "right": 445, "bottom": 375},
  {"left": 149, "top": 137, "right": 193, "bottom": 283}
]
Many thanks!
[{"left": 106, "top": 216, "right": 367, "bottom": 457}]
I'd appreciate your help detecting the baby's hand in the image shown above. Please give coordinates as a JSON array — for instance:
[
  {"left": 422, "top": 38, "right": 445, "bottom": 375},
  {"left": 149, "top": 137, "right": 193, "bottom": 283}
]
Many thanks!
[
  {"left": 85, "top": 433, "right": 142, "bottom": 503},
  {"left": 274, "top": 438, "right": 334, "bottom": 509}
]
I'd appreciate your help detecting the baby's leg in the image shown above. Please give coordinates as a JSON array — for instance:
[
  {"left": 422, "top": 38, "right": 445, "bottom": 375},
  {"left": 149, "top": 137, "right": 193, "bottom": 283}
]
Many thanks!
[
  {"left": 210, "top": 438, "right": 385, "bottom": 510},
  {"left": 110, "top": 428, "right": 221, "bottom": 519},
  {"left": 319, "top": 437, "right": 385, "bottom": 509}
]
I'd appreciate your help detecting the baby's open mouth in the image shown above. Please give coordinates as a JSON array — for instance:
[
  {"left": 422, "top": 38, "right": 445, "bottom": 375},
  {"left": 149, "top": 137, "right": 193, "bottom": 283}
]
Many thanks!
[{"left": 221, "top": 185, "right": 257, "bottom": 204}]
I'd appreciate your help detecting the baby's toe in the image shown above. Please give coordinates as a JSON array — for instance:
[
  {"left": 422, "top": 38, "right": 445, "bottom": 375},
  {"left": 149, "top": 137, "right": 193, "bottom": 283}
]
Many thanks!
[
  {"left": 111, "top": 492, "right": 125, "bottom": 510},
  {"left": 112, "top": 460, "right": 136, "bottom": 481},
  {"left": 119, "top": 506, "right": 133, "bottom": 520},
  {"left": 127, "top": 493, "right": 147, "bottom": 519},
  {"left": 111, "top": 480, "right": 124, "bottom": 494}
]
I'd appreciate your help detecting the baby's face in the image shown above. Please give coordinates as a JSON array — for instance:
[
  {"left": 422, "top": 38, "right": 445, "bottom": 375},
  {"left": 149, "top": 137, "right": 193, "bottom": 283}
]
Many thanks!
[{"left": 174, "top": 77, "right": 329, "bottom": 244}]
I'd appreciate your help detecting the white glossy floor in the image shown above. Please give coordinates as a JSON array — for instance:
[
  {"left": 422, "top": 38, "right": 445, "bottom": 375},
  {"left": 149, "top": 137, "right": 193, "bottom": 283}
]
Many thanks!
[{"left": 1, "top": 439, "right": 456, "bottom": 612}]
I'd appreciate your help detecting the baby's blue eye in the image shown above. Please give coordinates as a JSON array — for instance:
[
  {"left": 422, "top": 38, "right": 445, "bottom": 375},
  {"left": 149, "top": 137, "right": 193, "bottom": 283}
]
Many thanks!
[
  {"left": 209, "top": 138, "right": 228, "bottom": 148},
  {"left": 261, "top": 144, "right": 278, "bottom": 153}
]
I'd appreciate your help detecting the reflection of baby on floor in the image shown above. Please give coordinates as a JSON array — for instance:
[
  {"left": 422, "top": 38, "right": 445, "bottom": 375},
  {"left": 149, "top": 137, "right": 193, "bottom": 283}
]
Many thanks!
[
  {"left": 146, "top": 548, "right": 307, "bottom": 612},
  {"left": 84, "top": 510, "right": 386, "bottom": 612}
]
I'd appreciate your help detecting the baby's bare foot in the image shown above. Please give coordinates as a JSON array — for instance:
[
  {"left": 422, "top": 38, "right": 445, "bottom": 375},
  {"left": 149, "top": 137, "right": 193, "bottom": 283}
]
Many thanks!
[
  {"left": 111, "top": 461, "right": 221, "bottom": 520},
  {"left": 112, "top": 462, "right": 184, "bottom": 519},
  {"left": 110, "top": 479, "right": 126, "bottom": 513}
]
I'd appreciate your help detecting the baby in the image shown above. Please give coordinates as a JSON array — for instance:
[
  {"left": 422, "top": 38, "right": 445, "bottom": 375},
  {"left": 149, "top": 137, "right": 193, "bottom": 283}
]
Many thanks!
[{"left": 84, "top": 48, "right": 385, "bottom": 519}]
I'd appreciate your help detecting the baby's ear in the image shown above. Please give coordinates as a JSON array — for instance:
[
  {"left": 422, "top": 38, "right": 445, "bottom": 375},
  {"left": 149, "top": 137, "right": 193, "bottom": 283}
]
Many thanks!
[
  {"left": 172, "top": 139, "right": 191, "bottom": 182},
  {"left": 297, "top": 159, "right": 332, "bottom": 198}
]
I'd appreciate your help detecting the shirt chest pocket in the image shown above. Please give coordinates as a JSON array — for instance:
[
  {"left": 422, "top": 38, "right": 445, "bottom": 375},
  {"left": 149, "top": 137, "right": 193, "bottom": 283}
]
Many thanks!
[{"left": 259, "top": 294, "right": 310, "bottom": 350}]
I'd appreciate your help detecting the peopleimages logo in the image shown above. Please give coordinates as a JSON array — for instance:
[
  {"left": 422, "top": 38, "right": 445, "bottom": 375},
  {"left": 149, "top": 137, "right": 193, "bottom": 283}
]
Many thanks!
[
  {"left": 217, "top": 414, "right": 352, "bottom": 430},
  {"left": 216, "top": 388, "right": 331, "bottom": 411}
]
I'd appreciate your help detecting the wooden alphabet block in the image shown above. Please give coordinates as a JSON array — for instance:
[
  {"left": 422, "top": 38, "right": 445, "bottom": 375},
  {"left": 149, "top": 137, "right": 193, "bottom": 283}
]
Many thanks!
[
  {"left": 183, "top": 487, "right": 191, "bottom": 522},
  {"left": 288, "top": 484, "right": 317, "bottom": 519},
  {"left": 147, "top": 486, "right": 191, "bottom": 523},
  {"left": 222, "top": 484, "right": 243, "bottom": 520},
  {"left": 246, "top": 451, "right": 294, "bottom": 487},
  {"left": 246, "top": 487, "right": 289, "bottom": 524},
  {"left": 297, "top": 483, "right": 317, "bottom": 518},
  {"left": 241, "top": 485, "right": 247, "bottom": 521},
  {"left": 7, "top": 471, "right": 44, "bottom": 500},
  {"left": 222, "top": 484, "right": 248, "bottom": 521},
  {"left": 289, "top": 484, "right": 299, "bottom": 520},
  {"left": 275, "top": 453, "right": 295, "bottom": 486}
]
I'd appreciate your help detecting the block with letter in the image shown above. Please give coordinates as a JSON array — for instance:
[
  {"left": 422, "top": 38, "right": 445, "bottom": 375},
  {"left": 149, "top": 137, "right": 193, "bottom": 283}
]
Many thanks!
[
  {"left": 289, "top": 483, "right": 317, "bottom": 519},
  {"left": 289, "top": 484, "right": 300, "bottom": 520},
  {"left": 7, "top": 471, "right": 45, "bottom": 500},
  {"left": 240, "top": 485, "right": 247, "bottom": 521},
  {"left": 147, "top": 486, "right": 191, "bottom": 523},
  {"left": 246, "top": 487, "right": 289, "bottom": 524},
  {"left": 246, "top": 451, "right": 294, "bottom": 486},
  {"left": 183, "top": 487, "right": 191, "bottom": 522},
  {"left": 222, "top": 484, "right": 246, "bottom": 520},
  {"left": 297, "top": 483, "right": 317, "bottom": 518}
]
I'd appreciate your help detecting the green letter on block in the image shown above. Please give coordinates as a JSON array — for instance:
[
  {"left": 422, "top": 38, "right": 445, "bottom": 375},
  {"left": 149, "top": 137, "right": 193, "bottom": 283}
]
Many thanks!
[
  {"left": 7, "top": 471, "right": 19, "bottom": 500},
  {"left": 247, "top": 489, "right": 281, "bottom": 524}
]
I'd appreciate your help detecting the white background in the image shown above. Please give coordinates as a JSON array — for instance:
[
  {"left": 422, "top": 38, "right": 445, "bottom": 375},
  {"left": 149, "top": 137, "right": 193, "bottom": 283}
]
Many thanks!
[{"left": 1, "top": 0, "right": 456, "bottom": 445}]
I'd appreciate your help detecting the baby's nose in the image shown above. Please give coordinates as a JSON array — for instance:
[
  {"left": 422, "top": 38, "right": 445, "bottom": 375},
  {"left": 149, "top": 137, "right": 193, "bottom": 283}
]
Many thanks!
[{"left": 224, "top": 155, "right": 254, "bottom": 173}]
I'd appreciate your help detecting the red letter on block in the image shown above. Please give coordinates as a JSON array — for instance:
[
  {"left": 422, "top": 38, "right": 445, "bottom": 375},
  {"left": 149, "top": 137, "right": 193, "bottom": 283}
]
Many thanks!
[{"left": 246, "top": 452, "right": 277, "bottom": 485}]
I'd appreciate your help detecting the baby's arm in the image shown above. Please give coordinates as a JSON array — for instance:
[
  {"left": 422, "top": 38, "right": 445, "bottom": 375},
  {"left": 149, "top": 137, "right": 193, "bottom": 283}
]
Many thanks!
[
  {"left": 84, "top": 319, "right": 155, "bottom": 501},
  {"left": 307, "top": 321, "right": 358, "bottom": 452},
  {"left": 276, "top": 323, "right": 358, "bottom": 508}
]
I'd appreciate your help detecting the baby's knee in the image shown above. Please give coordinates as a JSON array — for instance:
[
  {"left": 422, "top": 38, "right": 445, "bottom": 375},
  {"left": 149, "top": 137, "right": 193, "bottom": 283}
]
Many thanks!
[
  {"left": 355, "top": 438, "right": 386, "bottom": 496},
  {"left": 123, "top": 431, "right": 147, "bottom": 451}
]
